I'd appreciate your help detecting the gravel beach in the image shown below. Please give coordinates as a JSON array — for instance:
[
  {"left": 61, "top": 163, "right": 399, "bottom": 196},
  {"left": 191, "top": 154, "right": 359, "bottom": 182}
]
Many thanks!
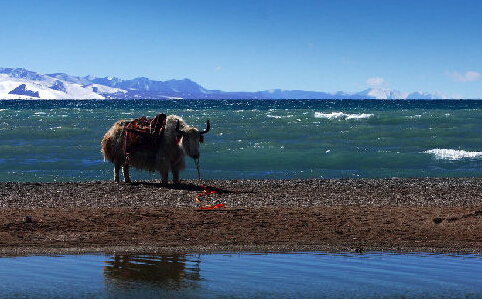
[{"left": 1, "top": 178, "right": 482, "bottom": 255}]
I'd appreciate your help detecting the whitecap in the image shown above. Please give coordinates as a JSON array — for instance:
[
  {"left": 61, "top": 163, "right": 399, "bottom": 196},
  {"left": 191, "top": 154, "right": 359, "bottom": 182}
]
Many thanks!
[
  {"left": 424, "top": 149, "right": 482, "bottom": 160},
  {"left": 314, "top": 112, "right": 373, "bottom": 120},
  {"left": 267, "top": 114, "right": 293, "bottom": 119},
  {"left": 266, "top": 114, "right": 283, "bottom": 119}
]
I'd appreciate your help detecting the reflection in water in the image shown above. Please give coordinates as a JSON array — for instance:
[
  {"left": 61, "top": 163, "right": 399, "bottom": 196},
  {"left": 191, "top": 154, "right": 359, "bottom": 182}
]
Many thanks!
[
  {"left": 103, "top": 254, "right": 201, "bottom": 289},
  {"left": 1, "top": 252, "right": 482, "bottom": 298}
]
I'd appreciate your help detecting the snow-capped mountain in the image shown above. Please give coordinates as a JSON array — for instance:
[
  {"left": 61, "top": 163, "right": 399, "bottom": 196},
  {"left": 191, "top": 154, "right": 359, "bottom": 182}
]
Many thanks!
[
  {"left": 0, "top": 67, "right": 451, "bottom": 100},
  {"left": 0, "top": 68, "right": 106, "bottom": 99}
]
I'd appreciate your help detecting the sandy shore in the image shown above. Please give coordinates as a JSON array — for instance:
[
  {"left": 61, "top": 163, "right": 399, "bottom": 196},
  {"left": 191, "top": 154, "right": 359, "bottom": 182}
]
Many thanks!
[{"left": 1, "top": 178, "right": 482, "bottom": 255}]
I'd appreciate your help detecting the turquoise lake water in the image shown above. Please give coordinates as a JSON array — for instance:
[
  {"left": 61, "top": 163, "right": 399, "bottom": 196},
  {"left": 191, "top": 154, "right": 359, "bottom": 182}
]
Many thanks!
[
  {"left": 1, "top": 99, "right": 482, "bottom": 182},
  {"left": 1, "top": 252, "right": 482, "bottom": 298}
]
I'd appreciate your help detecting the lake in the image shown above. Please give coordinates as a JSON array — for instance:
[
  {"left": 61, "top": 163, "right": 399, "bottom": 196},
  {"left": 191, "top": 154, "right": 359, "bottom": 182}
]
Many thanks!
[{"left": 1, "top": 99, "right": 482, "bottom": 182}]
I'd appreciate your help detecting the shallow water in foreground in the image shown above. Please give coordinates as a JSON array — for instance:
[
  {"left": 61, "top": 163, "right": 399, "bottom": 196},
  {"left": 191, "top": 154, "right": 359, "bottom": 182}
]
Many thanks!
[{"left": 1, "top": 252, "right": 482, "bottom": 298}]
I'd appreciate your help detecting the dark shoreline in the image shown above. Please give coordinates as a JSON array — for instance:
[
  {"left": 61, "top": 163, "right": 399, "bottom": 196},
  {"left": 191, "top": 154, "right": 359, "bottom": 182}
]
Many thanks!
[{"left": 1, "top": 178, "right": 482, "bottom": 256}]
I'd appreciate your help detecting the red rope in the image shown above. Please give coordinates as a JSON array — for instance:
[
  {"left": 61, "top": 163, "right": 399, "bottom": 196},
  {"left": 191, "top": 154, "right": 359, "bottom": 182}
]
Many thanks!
[
  {"left": 195, "top": 159, "right": 223, "bottom": 210},
  {"left": 198, "top": 203, "right": 224, "bottom": 210}
]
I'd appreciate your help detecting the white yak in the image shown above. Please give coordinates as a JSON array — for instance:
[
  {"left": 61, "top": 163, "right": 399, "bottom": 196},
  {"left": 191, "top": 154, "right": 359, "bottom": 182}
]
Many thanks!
[{"left": 101, "top": 114, "right": 210, "bottom": 184}]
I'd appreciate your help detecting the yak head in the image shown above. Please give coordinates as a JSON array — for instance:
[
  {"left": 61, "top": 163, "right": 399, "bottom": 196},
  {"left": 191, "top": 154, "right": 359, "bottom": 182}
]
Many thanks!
[{"left": 176, "top": 119, "right": 210, "bottom": 159}]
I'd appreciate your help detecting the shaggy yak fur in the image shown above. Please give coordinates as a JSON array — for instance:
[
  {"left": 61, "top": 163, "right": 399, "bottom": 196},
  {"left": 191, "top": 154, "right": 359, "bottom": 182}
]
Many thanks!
[{"left": 101, "top": 114, "right": 210, "bottom": 184}]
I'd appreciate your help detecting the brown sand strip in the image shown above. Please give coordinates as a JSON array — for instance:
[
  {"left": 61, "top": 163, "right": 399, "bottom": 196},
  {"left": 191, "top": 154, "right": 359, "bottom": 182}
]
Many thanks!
[{"left": 1, "top": 178, "right": 482, "bottom": 255}]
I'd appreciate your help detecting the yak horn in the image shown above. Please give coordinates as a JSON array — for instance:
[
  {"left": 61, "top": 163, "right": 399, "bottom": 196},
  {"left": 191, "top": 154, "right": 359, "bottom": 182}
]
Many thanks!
[
  {"left": 200, "top": 119, "right": 210, "bottom": 134},
  {"left": 175, "top": 120, "right": 184, "bottom": 135}
]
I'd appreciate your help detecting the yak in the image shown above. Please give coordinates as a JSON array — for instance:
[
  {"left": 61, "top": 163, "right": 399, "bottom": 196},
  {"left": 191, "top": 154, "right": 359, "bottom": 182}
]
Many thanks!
[{"left": 101, "top": 114, "right": 210, "bottom": 184}]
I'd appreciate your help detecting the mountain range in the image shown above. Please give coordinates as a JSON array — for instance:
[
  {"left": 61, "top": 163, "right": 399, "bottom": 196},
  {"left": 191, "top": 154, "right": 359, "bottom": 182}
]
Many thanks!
[{"left": 0, "top": 67, "right": 449, "bottom": 100}]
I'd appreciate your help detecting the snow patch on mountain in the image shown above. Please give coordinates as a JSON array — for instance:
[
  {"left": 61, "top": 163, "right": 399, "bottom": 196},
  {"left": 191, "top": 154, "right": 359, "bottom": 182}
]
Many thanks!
[{"left": 85, "top": 84, "right": 126, "bottom": 95}]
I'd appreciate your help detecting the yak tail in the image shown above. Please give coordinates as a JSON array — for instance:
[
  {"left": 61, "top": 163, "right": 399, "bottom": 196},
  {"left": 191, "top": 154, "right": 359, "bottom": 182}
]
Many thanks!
[{"left": 101, "top": 135, "right": 109, "bottom": 162}]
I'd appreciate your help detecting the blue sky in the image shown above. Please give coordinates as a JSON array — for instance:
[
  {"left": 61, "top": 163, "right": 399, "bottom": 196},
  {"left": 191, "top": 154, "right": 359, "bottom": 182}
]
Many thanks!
[{"left": 1, "top": 0, "right": 481, "bottom": 97}]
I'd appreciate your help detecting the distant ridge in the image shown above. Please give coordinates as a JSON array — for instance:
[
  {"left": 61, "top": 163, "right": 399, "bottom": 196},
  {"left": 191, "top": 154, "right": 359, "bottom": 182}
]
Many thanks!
[{"left": 0, "top": 67, "right": 454, "bottom": 100}]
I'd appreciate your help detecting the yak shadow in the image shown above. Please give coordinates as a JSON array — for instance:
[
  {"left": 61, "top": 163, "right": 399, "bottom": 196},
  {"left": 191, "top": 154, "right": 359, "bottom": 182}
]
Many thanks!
[{"left": 131, "top": 181, "right": 244, "bottom": 195}]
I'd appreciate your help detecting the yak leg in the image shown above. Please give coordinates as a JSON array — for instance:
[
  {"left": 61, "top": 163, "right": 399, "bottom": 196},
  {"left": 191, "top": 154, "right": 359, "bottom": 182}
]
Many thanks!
[
  {"left": 171, "top": 162, "right": 180, "bottom": 185},
  {"left": 171, "top": 158, "right": 184, "bottom": 185},
  {"left": 159, "top": 164, "right": 169, "bottom": 185},
  {"left": 123, "top": 164, "right": 131, "bottom": 183},
  {"left": 171, "top": 169, "right": 180, "bottom": 185},
  {"left": 114, "top": 164, "right": 121, "bottom": 183}
]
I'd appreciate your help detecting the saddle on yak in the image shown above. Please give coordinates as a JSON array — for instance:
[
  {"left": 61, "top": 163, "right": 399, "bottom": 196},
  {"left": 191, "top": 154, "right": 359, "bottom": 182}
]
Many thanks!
[{"left": 123, "top": 113, "right": 166, "bottom": 159}]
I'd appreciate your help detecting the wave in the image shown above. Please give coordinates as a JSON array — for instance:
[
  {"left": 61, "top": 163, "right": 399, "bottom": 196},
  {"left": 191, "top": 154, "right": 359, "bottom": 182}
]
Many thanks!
[
  {"left": 424, "top": 149, "right": 482, "bottom": 160},
  {"left": 314, "top": 112, "right": 373, "bottom": 120}
]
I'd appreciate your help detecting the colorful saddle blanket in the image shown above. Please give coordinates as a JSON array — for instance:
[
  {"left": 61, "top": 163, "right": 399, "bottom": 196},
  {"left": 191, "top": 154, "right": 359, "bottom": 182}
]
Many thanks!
[{"left": 123, "top": 113, "right": 166, "bottom": 157}]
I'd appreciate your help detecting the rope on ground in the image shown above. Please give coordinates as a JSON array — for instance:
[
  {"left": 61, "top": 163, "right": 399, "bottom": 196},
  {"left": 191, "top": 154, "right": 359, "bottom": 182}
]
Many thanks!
[{"left": 195, "top": 158, "right": 224, "bottom": 210}]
